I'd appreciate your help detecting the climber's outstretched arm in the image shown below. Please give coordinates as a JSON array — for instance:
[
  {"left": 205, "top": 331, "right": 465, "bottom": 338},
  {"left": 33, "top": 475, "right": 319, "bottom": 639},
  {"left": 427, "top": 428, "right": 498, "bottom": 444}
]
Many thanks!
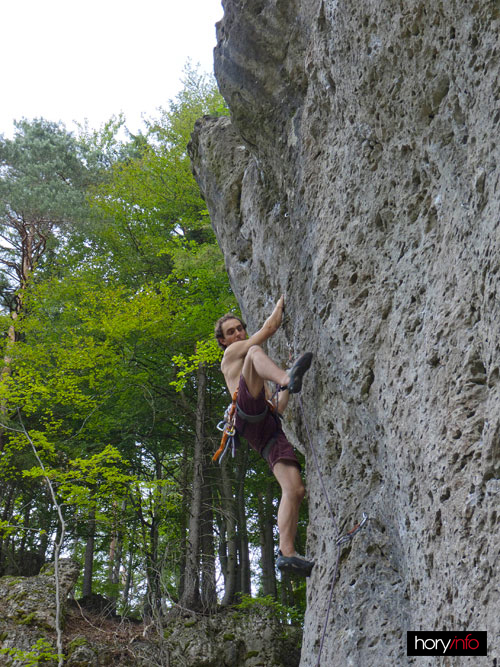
[{"left": 221, "top": 295, "right": 285, "bottom": 368}]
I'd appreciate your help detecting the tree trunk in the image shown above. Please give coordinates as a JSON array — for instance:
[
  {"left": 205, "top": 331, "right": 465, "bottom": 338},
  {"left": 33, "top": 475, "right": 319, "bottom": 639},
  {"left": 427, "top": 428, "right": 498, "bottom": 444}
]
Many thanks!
[
  {"left": 280, "top": 571, "right": 295, "bottom": 608},
  {"left": 82, "top": 510, "right": 96, "bottom": 598},
  {"left": 236, "top": 450, "right": 251, "bottom": 596},
  {"left": 18, "top": 502, "right": 31, "bottom": 562},
  {"left": 113, "top": 529, "right": 123, "bottom": 589},
  {"left": 0, "top": 223, "right": 35, "bottom": 451},
  {"left": 178, "top": 361, "right": 206, "bottom": 611},
  {"left": 220, "top": 456, "right": 237, "bottom": 606},
  {"left": 0, "top": 314, "right": 18, "bottom": 452},
  {"left": 37, "top": 521, "right": 50, "bottom": 564},
  {"left": 122, "top": 523, "right": 136, "bottom": 611},
  {"left": 0, "top": 484, "right": 16, "bottom": 575},
  {"left": 258, "top": 481, "right": 278, "bottom": 598},
  {"left": 51, "top": 510, "right": 64, "bottom": 561},
  {"left": 144, "top": 515, "right": 161, "bottom": 621},
  {"left": 200, "top": 456, "right": 216, "bottom": 612},
  {"left": 215, "top": 472, "right": 228, "bottom": 593},
  {"left": 177, "top": 435, "right": 190, "bottom": 601},
  {"left": 108, "top": 500, "right": 125, "bottom": 613},
  {"left": 36, "top": 497, "right": 52, "bottom": 566}
]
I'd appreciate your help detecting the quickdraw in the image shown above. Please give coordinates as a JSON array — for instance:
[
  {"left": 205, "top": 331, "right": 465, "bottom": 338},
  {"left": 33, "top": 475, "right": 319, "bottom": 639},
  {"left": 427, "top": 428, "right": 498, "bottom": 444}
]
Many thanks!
[
  {"left": 336, "top": 513, "right": 368, "bottom": 546},
  {"left": 214, "top": 390, "right": 239, "bottom": 463}
]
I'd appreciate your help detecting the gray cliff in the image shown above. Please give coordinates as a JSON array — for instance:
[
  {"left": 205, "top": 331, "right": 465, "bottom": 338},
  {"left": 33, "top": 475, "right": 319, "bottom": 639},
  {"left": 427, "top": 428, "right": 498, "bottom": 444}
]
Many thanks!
[
  {"left": 0, "top": 562, "right": 299, "bottom": 666},
  {"left": 189, "top": 0, "right": 500, "bottom": 665}
]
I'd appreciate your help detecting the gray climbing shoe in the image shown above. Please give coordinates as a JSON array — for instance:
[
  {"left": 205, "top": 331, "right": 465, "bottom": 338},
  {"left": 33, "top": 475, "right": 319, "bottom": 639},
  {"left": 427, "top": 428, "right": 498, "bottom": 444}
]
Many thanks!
[
  {"left": 286, "top": 352, "right": 313, "bottom": 394},
  {"left": 276, "top": 551, "right": 315, "bottom": 577}
]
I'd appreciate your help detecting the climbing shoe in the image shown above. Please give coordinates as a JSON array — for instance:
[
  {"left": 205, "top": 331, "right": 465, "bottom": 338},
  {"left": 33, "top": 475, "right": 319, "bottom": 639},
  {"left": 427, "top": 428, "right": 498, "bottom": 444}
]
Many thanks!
[
  {"left": 276, "top": 551, "right": 315, "bottom": 577},
  {"left": 285, "top": 352, "right": 313, "bottom": 394}
]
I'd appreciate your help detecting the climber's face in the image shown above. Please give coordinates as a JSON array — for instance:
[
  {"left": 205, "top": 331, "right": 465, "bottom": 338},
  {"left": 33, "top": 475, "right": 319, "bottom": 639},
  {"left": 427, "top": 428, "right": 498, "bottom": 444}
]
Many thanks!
[{"left": 220, "top": 318, "right": 247, "bottom": 347}]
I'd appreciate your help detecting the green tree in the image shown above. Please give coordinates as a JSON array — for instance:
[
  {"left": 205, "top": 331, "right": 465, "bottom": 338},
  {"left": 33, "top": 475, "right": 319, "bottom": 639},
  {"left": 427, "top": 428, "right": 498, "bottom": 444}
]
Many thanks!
[
  {"left": 0, "top": 66, "right": 297, "bottom": 625},
  {"left": 0, "top": 119, "right": 98, "bottom": 313},
  {"left": 0, "top": 119, "right": 107, "bottom": 577}
]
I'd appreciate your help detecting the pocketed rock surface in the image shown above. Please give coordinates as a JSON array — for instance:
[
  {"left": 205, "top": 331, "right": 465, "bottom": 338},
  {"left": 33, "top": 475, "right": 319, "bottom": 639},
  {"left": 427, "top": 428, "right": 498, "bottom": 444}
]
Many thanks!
[{"left": 189, "top": 1, "right": 500, "bottom": 664}]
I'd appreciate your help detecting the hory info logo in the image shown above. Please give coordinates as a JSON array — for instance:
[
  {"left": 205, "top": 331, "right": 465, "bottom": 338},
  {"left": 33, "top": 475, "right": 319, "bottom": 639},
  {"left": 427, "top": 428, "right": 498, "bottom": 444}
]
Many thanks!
[{"left": 407, "top": 631, "right": 487, "bottom": 656}]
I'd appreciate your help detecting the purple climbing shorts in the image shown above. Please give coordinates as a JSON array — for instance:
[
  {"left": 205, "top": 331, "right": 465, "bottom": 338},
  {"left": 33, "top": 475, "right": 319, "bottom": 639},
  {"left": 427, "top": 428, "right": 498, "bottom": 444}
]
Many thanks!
[{"left": 235, "top": 375, "right": 300, "bottom": 471}]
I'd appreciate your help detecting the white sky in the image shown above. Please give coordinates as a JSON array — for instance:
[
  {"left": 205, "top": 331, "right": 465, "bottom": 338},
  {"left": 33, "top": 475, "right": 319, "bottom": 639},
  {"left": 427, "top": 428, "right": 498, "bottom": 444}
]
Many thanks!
[{"left": 1, "top": 0, "right": 223, "bottom": 137}]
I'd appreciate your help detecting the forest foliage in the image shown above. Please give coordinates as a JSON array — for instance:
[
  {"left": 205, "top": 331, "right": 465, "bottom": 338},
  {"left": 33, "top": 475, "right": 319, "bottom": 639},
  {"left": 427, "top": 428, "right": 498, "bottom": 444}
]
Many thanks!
[{"left": 0, "top": 66, "right": 307, "bottom": 629}]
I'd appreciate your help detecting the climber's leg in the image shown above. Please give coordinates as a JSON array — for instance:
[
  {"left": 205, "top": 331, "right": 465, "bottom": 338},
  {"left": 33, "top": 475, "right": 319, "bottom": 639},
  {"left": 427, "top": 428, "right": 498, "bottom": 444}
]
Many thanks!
[
  {"left": 273, "top": 461, "right": 304, "bottom": 555},
  {"left": 273, "top": 461, "right": 314, "bottom": 576},
  {"left": 242, "top": 348, "right": 313, "bottom": 399},
  {"left": 241, "top": 345, "right": 290, "bottom": 398}
]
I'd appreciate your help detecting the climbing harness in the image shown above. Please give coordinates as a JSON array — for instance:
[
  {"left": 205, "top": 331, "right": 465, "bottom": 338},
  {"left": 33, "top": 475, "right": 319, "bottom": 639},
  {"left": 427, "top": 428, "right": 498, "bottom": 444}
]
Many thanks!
[{"left": 214, "top": 388, "right": 282, "bottom": 465}]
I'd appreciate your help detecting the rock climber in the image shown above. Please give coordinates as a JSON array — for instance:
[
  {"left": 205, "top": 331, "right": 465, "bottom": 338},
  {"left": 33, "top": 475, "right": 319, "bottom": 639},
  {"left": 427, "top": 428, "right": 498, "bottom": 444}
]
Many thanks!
[{"left": 215, "top": 295, "right": 315, "bottom": 577}]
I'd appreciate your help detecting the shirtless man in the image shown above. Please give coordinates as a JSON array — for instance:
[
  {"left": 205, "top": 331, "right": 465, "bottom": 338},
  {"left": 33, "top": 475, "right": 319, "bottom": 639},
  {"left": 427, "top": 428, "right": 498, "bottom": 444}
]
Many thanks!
[{"left": 215, "top": 296, "right": 314, "bottom": 576}]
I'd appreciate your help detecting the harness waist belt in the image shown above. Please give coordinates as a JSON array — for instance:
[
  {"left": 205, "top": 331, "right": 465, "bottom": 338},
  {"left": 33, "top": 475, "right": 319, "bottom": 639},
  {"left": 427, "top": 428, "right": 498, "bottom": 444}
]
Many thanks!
[
  {"left": 235, "top": 399, "right": 280, "bottom": 464},
  {"left": 235, "top": 403, "right": 269, "bottom": 423}
]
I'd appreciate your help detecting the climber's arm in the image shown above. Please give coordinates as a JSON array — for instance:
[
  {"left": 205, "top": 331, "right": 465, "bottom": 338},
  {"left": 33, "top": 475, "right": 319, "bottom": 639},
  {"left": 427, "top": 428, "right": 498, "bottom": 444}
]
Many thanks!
[{"left": 222, "top": 295, "right": 285, "bottom": 366}]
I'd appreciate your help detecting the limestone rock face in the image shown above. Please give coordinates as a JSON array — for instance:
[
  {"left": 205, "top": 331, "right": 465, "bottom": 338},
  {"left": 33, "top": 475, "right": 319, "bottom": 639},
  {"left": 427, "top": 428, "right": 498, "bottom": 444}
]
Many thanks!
[
  {"left": 0, "top": 559, "right": 79, "bottom": 665},
  {"left": 189, "top": 1, "right": 500, "bottom": 665},
  {"left": 64, "top": 609, "right": 300, "bottom": 667},
  {"left": 162, "top": 608, "right": 301, "bottom": 667},
  {"left": 0, "top": 560, "right": 298, "bottom": 666},
  {"left": 0, "top": 559, "right": 79, "bottom": 630}
]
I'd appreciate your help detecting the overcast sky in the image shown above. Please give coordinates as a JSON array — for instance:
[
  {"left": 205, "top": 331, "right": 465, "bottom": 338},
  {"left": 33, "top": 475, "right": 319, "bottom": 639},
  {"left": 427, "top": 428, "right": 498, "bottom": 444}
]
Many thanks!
[{"left": 1, "top": 0, "right": 223, "bottom": 137}]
